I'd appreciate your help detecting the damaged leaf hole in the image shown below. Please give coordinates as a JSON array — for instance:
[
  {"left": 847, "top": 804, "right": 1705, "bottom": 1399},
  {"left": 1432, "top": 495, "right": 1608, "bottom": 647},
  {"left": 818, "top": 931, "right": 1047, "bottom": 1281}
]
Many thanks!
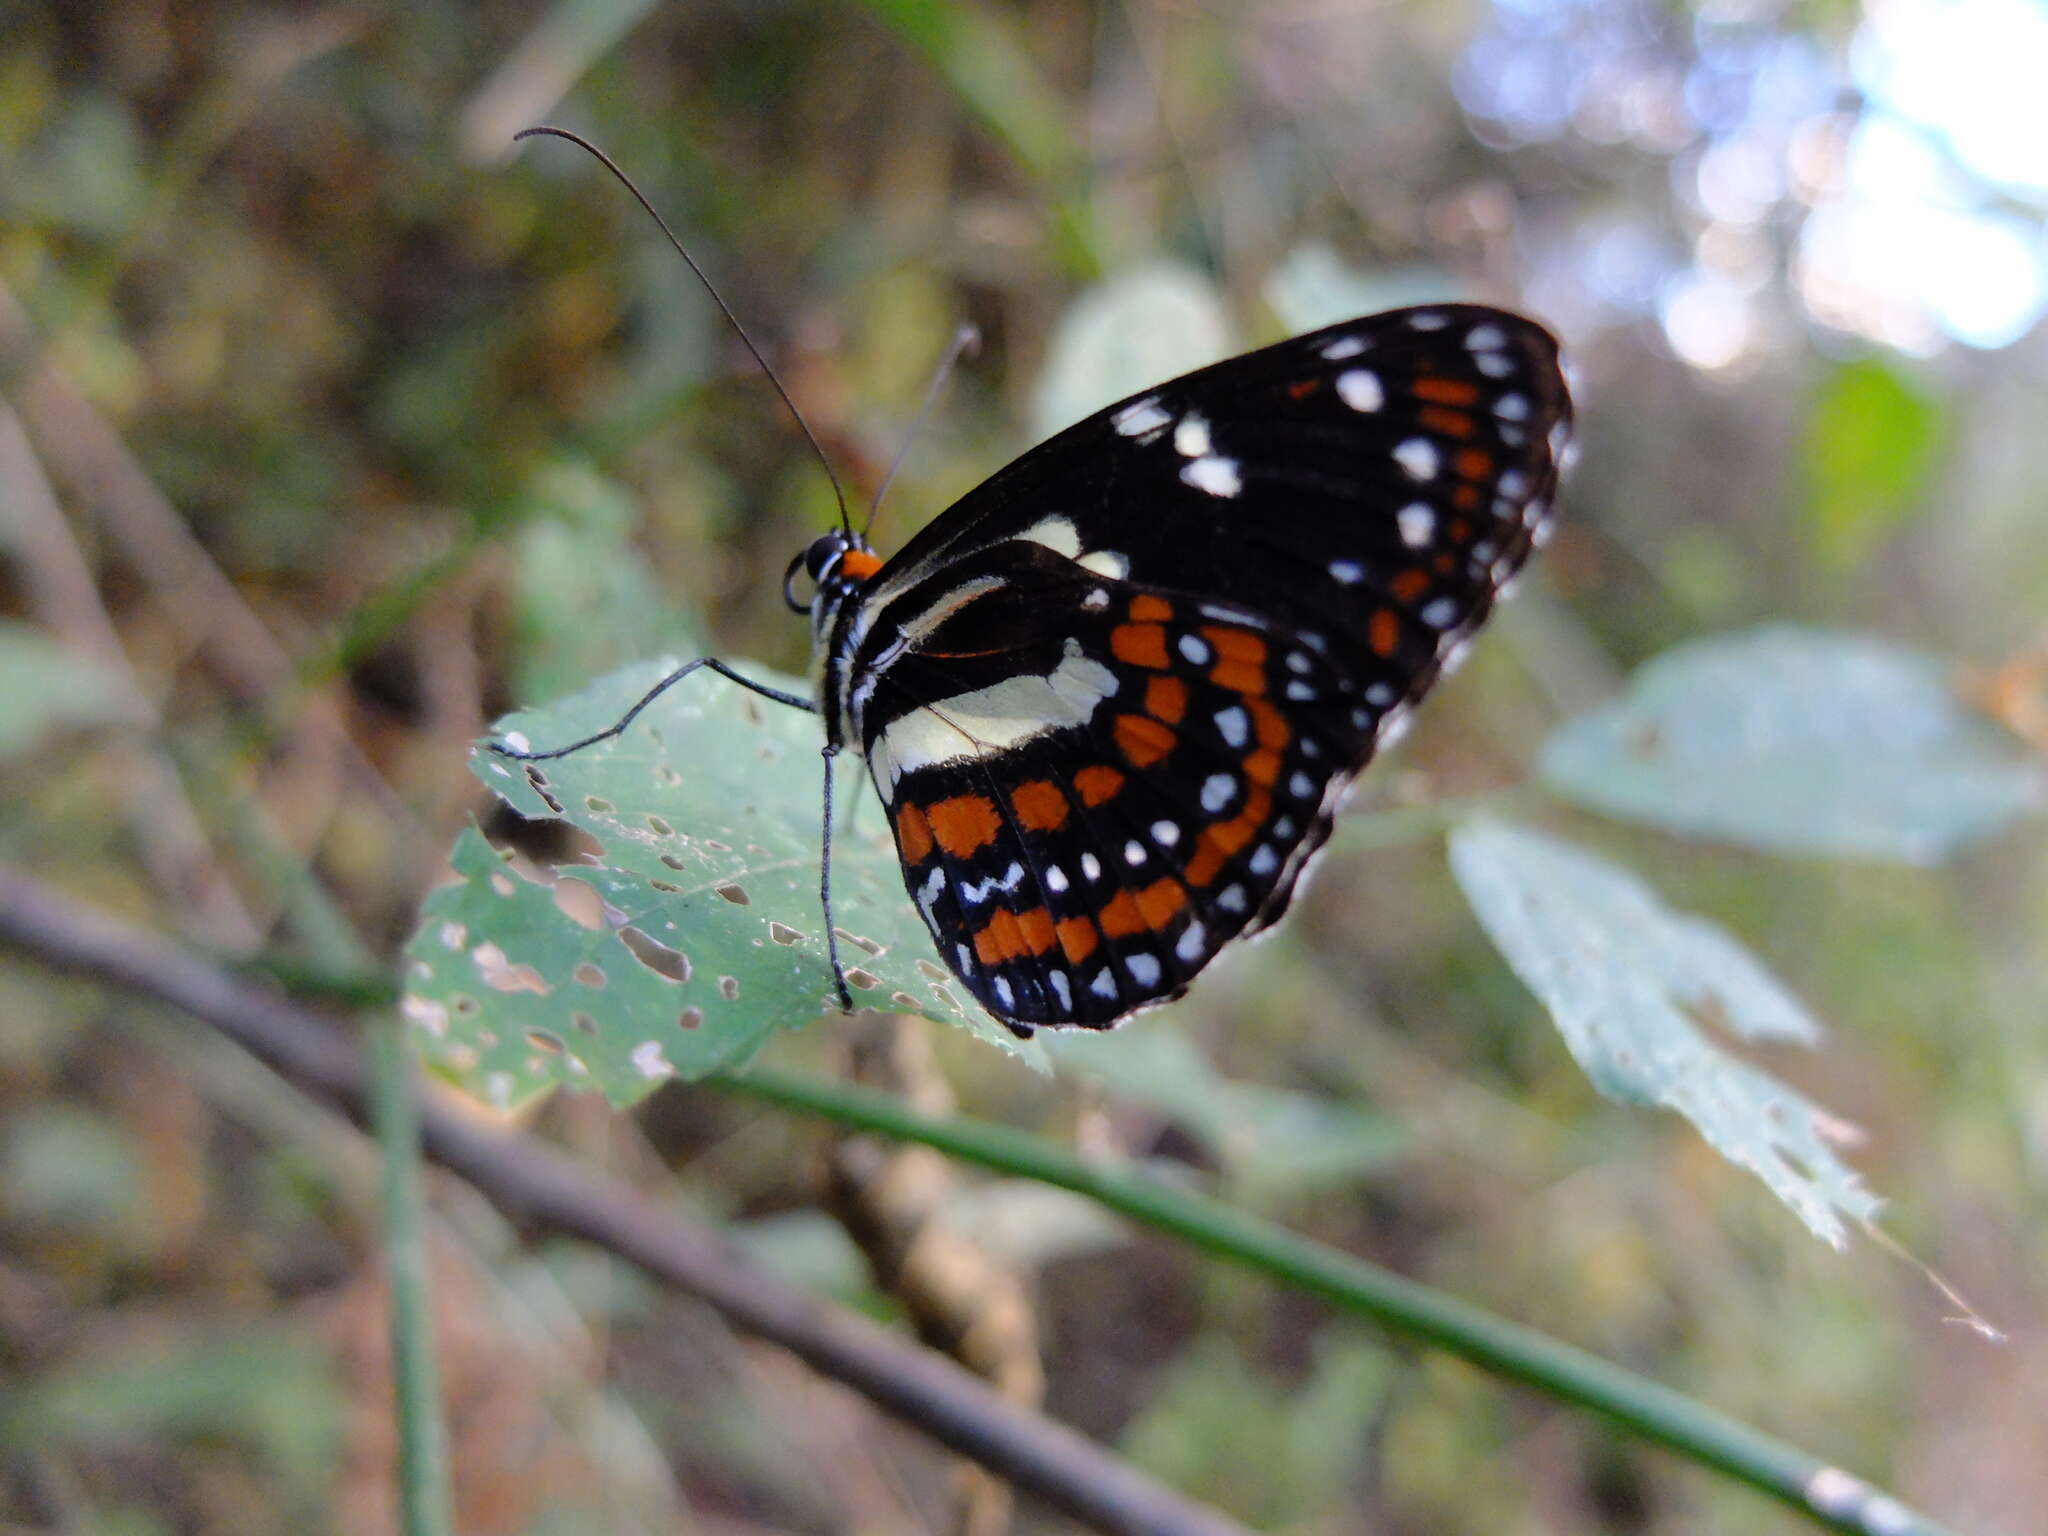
[
  {"left": 833, "top": 928, "right": 886, "bottom": 958},
  {"left": 523, "top": 766, "right": 565, "bottom": 813},
  {"left": 584, "top": 795, "right": 614, "bottom": 814},
  {"left": 452, "top": 994, "right": 479, "bottom": 1017},
  {"left": 891, "top": 992, "right": 919, "bottom": 1010},
  {"left": 489, "top": 873, "right": 516, "bottom": 897},
  {"left": 552, "top": 877, "right": 607, "bottom": 931},
  {"left": 714, "top": 883, "right": 750, "bottom": 905},
  {"left": 719, "top": 975, "right": 740, "bottom": 1000},
  {"left": 702, "top": 838, "right": 730, "bottom": 853},
  {"left": 525, "top": 1028, "right": 566, "bottom": 1054},
  {"left": 845, "top": 967, "right": 881, "bottom": 990},
  {"left": 915, "top": 959, "right": 947, "bottom": 983},
  {"left": 678, "top": 1006, "right": 704, "bottom": 1030},
  {"left": 439, "top": 921, "right": 466, "bottom": 950},
  {"left": 573, "top": 962, "right": 606, "bottom": 988},
  {"left": 769, "top": 921, "right": 804, "bottom": 946},
  {"left": 571, "top": 1010, "right": 597, "bottom": 1034},
  {"left": 660, "top": 854, "right": 685, "bottom": 871},
  {"left": 655, "top": 764, "right": 681, "bottom": 786},
  {"left": 619, "top": 926, "right": 690, "bottom": 983},
  {"left": 646, "top": 814, "right": 673, "bottom": 835},
  {"left": 650, "top": 880, "right": 681, "bottom": 894},
  {"left": 472, "top": 941, "right": 551, "bottom": 995}
]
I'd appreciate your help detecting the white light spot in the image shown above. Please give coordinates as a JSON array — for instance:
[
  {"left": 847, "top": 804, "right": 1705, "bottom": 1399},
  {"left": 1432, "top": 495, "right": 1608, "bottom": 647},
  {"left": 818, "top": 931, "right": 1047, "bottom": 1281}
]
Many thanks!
[
  {"left": 1394, "top": 438, "right": 1439, "bottom": 481},
  {"left": 1151, "top": 820, "right": 1180, "bottom": 848},
  {"left": 1112, "top": 396, "right": 1171, "bottom": 438},
  {"left": 1397, "top": 503, "right": 1435, "bottom": 547},
  {"left": 1181, "top": 455, "right": 1243, "bottom": 498},
  {"left": 1466, "top": 322, "right": 1506, "bottom": 350},
  {"left": 1218, "top": 885, "right": 1249, "bottom": 913},
  {"left": 1173, "top": 412, "right": 1212, "bottom": 458},
  {"left": 1289, "top": 770, "right": 1316, "bottom": 799},
  {"left": 1329, "top": 559, "right": 1364, "bottom": 584},
  {"left": 1320, "top": 334, "right": 1368, "bottom": 360},
  {"left": 1410, "top": 310, "right": 1449, "bottom": 330},
  {"left": 1178, "top": 632, "right": 1213, "bottom": 666},
  {"left": 1215, "top": 706, "right": 1250, "bottom": 747},
  {"left": 1286, "top": 680, "right": 1316, "bottom": 701},
  {"left": 1249, "top": 845, "right": 1279, "bottom": 876},
  {"left": 1201, "top": 773, "right": 1236, "bottom": 813},
  {"left": 1081, "top": 852, "right": 1103, "bottom": 882},
  {"left": 1045, "top": 864, "right": 1069, "bottom": 893},
  {"left": 1082, "top": 587, "right": 1110, "bottom": 610},
  {"left": 1495, "top": 392, "right": 1530, "bottom": 421},
  {"left": 1477, "top": 351, "right": 1514, "bottom": 378},
  {"left": 1125, "top": 840, "right": 1148, "bottom": 866},
  {"left": 1079, "top": 548, "right": 1129, "bottom": 581},
  {"left": 1090, "top": 968, "right": 1117, "bottom": 1000},
  {"left": 994, "top": 975, "right": 1015, "bottom": 1009},
  {"left": 1176, "top": 923, "right": 1207, "bottom": 962},
  {"left": 1420, "top": 596, "right": 1460, "bottom": 628},
  {"left": 1127, "top": 953, "right": 1162, "bottom": 988},
  {"left": 1049, "top": 971, "right": 1073, "bottom": 1012},
  {"left": 1337, "top": 369, "right": 1383, "bottom": 412},
  {"left": 631, "top": 1040, "right": 676, "bottom": 1079}
]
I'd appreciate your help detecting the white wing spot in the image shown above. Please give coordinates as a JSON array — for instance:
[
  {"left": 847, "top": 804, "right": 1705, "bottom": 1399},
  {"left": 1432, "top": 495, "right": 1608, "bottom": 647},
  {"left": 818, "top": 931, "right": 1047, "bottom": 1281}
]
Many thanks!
[
  {"left": 1201, "top": 773, "right": 1236, "bottom": 812},
  {"left": 1498, "top": 469, "right": 1528, "bottom": 497},
  {"left": 994, "top": 975, "right": 1015, "bottom": 1009},
  {"left": 1477, "top": 351, "right": 1514, "bottom": 378},
  {"left": 1249, "top": 844, "right": 1280, "bottom": 876},
  {"left": 1090, "top": 968, "right": 1117, "bottom": 999},
  {"left": 1420, "top": 596, "right": 1460, "bottom": 628},
  {"left": 1081, "top": 851, "right": 1103, "bottom": 882},
  {"left": 1125, "top": 839, "right": 1148, "bottom": 866},
  {"left": 1320, "top": 334, "right": 1368, "bottom": 360},
  {"left": 1127, "top": 953, "right": 1163, "bottom": 988},
  {"left": 1215, "top": 706, "right": 1250, "bottom": 747},
  {"left": 1286, "top": 680, "right": 1316, "bottom": 701},
  {"left": 1330, "top": 559, "right": 1365, "bottom": 584},
  {"left": 1410, "top": 310, "right": 1449, "bottom": 330},
  {"left": 957, "top": 942, "right": 976, "bottom": 972},
  {"left": 1151, "top": 820, "right": 1180, "bottom": 848},
  {"left": 1286, "top": 650, "right": 1312, "bottom": 674},
  {"left": 1289, "top": 769, "right": 1316, "bottom": 799},
  {"left": 1083, "top": 587, "right": 1111, "bottom": 610},
  {"left": 1495, "top": 392, "right": 1530, "bottom": 421},
  {"left": 1365, "top": 681, "right": 1398, "bottom": 707},
  {"left": 1178, "top": 632, "right": 1213, "bottom": 666},
  {"left": 1337, "top": 369, "right": 1383, "bottom": 412},
  {"left": 1080, "top": 548, "right": 1130, "bottom": 581},
  {"left": 1397, "top": 503, "right": 1435, "bottom": 547},
  {"left": 1049, "top": 970, "right": 1073, "bottom": 1011},
  {"left": 1273, "top": 815, "right": 1297, "bottom": 838},
  {"left": 1112, "top": 396, "right": 1171, "bottom": 438},
  {"left": 1181, "top": 456, "right": 1243, "bottom": 498},
  {"left": 1218, "top": 885, "right": 1249, "bottom": 913},
  {"left": 1173, "top": 412, "right": 1212, "bottom": 458},
  {"left": 1466, "top": 322, "right": 1507, "bottom": 351},
  {"left": 1045, "top": 864, "right": 1069, "bottom": 893},
  {"left": 1017, "top": 515, "right": 1082, "bottom": 558},
  {"left": 1394, "top": 438, "right": 1440, "bottom": 482}
]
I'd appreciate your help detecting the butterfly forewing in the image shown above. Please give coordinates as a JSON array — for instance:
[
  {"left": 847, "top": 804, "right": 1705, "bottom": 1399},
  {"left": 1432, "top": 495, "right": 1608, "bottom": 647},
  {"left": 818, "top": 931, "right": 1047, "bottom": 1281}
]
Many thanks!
[{"left": 833, "top": 303, "right": 1573, "bottom": 1032}]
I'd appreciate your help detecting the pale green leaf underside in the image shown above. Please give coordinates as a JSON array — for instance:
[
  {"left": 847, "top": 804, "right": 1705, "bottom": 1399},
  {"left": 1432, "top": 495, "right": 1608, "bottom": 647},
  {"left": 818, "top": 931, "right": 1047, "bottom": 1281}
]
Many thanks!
[
  {"left": 1028, "top": 261, "right": 1234, "bottom": 440},
  {"left": 1538, "top": 625, "right": 2043, "bottom": 864},
  {"left": 403, "top": 658, "right": 1041, "bottom": 1110},
  {"left": 1449, "top": 819, "right": 1882, "bottom": 1247}
]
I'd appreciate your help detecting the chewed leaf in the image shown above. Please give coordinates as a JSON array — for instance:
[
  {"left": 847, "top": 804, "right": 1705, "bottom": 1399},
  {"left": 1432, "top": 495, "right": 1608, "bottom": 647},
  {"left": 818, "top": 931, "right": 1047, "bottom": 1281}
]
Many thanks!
[
  {"left": 404, "top": 658, "right": 1041, "bottom": 1110},
  {"left": 1537, "top": 626, "right": 2044, "bottom": 864},
  {"left": 1449, "top": 820, "right": 1882, "bottom": 1248}
]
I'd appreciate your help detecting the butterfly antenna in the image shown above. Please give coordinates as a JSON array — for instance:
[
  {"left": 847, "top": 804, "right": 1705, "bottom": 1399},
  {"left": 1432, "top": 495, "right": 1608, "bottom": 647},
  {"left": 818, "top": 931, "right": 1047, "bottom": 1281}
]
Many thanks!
[
  {"left": 864, "top": 322, "right": 980, "bottom": 537},
  {"left": 514, "top": 125, "right": 855, "bottom": 534}
]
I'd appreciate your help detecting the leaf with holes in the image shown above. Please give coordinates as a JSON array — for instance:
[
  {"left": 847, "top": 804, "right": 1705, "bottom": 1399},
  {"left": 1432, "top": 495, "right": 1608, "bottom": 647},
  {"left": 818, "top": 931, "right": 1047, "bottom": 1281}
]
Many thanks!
[
  {"left": 1449, "top": 819, "right": 1881, "bottom": 1248},
  {"left": 403, "top": 657, "right": 1042, "bottom": 1111},
  {"left": 1537, "top": 626, "right": 2044, "bottom": 864}
]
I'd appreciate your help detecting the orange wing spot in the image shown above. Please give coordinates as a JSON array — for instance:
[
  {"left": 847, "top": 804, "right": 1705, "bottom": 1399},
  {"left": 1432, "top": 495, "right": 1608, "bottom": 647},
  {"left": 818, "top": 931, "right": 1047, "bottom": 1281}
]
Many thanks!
[
  {"left": 927, "top": 794, "right": 1002, "bottom": 858},
  {"left": 1011, "top": 779, "right": 1069, "bottom": 832},
  {"left": 1452, "top": 483, "right": 1482, "bottom": 511},
  {"left": 1419, "top": 406, "right": 1475, "bottom": 438},
  {"left": 1456, "top": 447, "right": 1495, "bottom": 481},
  {"left": 1115, "top": 713, "right": 1178, "bottom": 767},
  {"left": 1075, "top": 765, "right": 1125, "bottom": 806},
  {"left": 895, "top": 801, "right": 934, "bottom": 864},
  {"left": 1099, "top": 889, "right": 1146, "bottom": 939},
  {"left": 1145, "top": 674, "right": 1188, "bottom": 725},
  {"left": 1111, "top": 623, "right": 1170, "bottom": 669},
  {"left": 1448, "top": 518, "right": 1471, "bottom": 540},
  {"left": 1129, "top": 593, "right": 1174, "bottom": 622},
  {"left": 973, "top": 907, "right": 1022, "bottom": 965},
  {"left": 1202, "top": 626, "right": 1268, "bottom": 665},
  {"left": 1249, "top": 698, "right": 1291, "bottom": 749},
  {"left": 1370, "top": 608, "right": 1401, "bottom": 658},
  {"left": 1210, "top": 659, "right": 1267, "bottom": 695},
  {"left": 1244, "top": 748, "right": 1283, "bottom": 787},
  {"left": 1057, "top": 915, "right": 1100, "bottom": 964},
  {"left": 1186, "top": 786, "right": 1271, "bottom": 885},
  {"left": 839, "top": 548, "right": 884, "bottom": 582},
  {"left": 1411, "top": 376, "right": 1480, "bottom": 407},
  {"left": 1016, "top": 905, "right": 1056, "bottom": 956},
  {"left": 1137, "top": 876, "right": 1187, "bottom": 929},
  {"left": 1391, "top": 569, "right": 1431, "bottom": 601},
  {"left": 1286, "top": 377, "right": 1322, "bottom": 400},
  {"left": 1435, "top": 552, "right": 1458, "bottom": 574}
]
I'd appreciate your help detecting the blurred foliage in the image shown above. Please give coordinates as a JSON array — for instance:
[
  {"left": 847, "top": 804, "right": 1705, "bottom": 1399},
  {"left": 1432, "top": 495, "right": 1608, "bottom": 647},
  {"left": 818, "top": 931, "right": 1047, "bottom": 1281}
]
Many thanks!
[{"left": 2, "top": 0, "right": 2045, "bottom": 1532}]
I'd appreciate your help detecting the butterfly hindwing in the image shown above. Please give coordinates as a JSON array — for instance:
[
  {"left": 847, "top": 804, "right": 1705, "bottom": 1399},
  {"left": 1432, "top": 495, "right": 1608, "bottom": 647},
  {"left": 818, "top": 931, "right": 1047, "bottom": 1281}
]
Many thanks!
[{"left": 835, "top": 303, "right": 1574, "bottom": 1032}]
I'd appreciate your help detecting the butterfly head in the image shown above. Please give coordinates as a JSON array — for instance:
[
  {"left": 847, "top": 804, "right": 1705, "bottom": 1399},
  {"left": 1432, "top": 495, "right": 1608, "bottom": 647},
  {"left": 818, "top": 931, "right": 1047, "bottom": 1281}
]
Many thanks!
[{"left": 784, "top": 528, "right": 883, "bottom": 638}]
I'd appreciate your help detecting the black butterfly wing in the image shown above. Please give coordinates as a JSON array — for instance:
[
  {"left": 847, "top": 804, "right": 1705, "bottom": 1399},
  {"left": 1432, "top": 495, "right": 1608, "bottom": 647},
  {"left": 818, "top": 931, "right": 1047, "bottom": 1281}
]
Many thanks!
[{"left": 841, "top": 304, "right": 1572, "bottom": 1032}]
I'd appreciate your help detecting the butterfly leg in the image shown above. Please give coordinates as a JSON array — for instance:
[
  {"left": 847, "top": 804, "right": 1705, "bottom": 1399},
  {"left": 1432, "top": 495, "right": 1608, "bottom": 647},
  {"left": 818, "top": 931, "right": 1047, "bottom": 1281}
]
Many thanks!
[
  {"left": 818, "top": 742, "right": 855, "bottom": 1012},
  {"left": 487, "top": 657, "right": 817, "bottom": 761}
]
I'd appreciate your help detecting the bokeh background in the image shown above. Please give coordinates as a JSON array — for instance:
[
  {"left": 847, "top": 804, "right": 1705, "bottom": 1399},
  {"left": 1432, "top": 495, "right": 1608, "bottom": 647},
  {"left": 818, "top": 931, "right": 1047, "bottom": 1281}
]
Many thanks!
[{"left": 4, "top": 1, "right": 2046, "bottom": 1532}]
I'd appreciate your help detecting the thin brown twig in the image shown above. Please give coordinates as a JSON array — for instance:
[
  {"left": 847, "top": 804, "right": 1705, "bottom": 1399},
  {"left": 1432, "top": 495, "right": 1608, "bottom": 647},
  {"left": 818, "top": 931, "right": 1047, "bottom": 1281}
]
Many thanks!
[{"left": 0, "top": 865, "right": 1254, "bottom": 1536}]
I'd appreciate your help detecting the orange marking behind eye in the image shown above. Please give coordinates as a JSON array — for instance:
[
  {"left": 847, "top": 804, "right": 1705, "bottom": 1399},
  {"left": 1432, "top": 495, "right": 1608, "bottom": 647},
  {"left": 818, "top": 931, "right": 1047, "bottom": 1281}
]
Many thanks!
[
  {"left": 1210, "top": 661, "right": 1267, "bottom": 695},
  {"left": 1137, "top": 876, "right": 1186, "bottom": 929},
  {"left": 1370, "top": 608, "right": 1401, "bottom": 658},
  {"left": 1057, "top": 915, "right": 1100, "bottom": 964},
  {"left": 1145, "top": 675, "right": 1188, "bottom": 724},
  {"left": 1115, "top": 713, "right": 1177, "bottom": 767},
  {"left": 1111, "top": 623, "right": 1170, "bottom": 668},
  {"left": 1456, "top": 447, "right": 1495, "bottom": 480},
  {"left": 1391, "top": 569, "right": 1430, "bottom": 601},
  {"left": 1411, "top": 377, "right": 1480, "bottom": 406},
  {"left": 1185, "top": 785, "right": 1272, "bottom": 886},
  {"left": 895, "top": 801, "right": 934, "bottom": 864},
  {"left": 1011, "top": 779, "right": 1069, "bottom": 831},
  {"left": 1419, "top": 406, "right": 1475, "bottom": 438},
  {"left": 1129, "top": 594, "right": 1173, "bottom": 621},
  {"left": 927, "top": 794, "right": 1002, "bottom": 858},
  {"left": 1202, "top": 626, "right": 1267, "bottom": 664},
  {"left": 1075, "top": 766, "right": 1125, "bottom": 806},
  {"left": 839, "top": 548, "right": 884, "bottom": 581}
]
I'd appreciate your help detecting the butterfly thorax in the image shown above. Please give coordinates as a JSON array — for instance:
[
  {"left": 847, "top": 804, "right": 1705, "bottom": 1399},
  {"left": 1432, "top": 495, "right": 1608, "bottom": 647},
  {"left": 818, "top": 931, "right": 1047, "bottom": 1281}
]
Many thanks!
[{"left": 786, "top": 528, "right": 884, "bottom": 748}]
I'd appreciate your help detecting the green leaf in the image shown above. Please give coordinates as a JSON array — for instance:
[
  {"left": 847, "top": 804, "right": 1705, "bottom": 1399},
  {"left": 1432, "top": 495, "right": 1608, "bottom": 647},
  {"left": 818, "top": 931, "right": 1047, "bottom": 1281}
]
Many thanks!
[
  {"left": 1263, "top": 242, "right": 1457, "bottom": 334},
  {"left": 1448, "top": 820, "right": 1881, "bottom": 1248},
  {"left": 1536, "top": 626, "right": 2044, "bottom": 864},
  {"left": 403, "top": 659, "right": 1040, "bottom": 1110},
  {"left": 1029, "top": 262, "right": 1234, "bottom": 439},
  {"left": 0, "top": 622, "right": 136, "bottom": 759},
  {"left": 1800, "top": 355, "right": 1944, "bottom": 568}
]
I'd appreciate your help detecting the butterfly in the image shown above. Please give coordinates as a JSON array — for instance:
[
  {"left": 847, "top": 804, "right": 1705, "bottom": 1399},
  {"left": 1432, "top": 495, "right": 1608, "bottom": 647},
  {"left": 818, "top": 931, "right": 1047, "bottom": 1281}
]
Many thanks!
[{"left": 497, "top": 301, "right": 1572, "bottom": 1038}]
